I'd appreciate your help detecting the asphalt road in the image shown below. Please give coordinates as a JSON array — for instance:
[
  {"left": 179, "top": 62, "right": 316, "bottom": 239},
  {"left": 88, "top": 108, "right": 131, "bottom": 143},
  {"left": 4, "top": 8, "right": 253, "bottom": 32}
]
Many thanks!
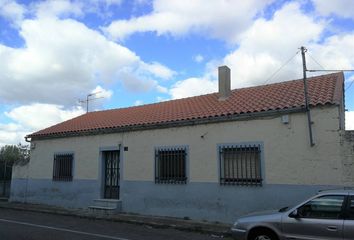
[{"left": 0, "top": 208, "right": 226, "bottom": 240}]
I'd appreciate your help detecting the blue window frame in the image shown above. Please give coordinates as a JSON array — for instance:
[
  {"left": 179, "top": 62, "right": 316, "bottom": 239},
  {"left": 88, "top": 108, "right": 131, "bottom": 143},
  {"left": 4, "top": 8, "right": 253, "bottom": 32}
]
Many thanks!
[
  {"left": 219, "top": 143, "right": 262, "bottom": 186},
  {"left": 53, "top": 153, "right": 73, "bottom": 181},
  {"left": 155, "top": 146, "right": 187, "bottom": 184}
]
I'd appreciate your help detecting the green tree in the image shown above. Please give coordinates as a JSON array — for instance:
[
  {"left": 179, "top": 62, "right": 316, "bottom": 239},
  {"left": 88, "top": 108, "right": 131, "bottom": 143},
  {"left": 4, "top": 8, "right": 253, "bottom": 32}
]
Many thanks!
[
  {"left": 0, "top": 144, "right": 29, "bottom": 196},
  {"left": 0, "top": 144, "right": 30, "bottom": 166}
]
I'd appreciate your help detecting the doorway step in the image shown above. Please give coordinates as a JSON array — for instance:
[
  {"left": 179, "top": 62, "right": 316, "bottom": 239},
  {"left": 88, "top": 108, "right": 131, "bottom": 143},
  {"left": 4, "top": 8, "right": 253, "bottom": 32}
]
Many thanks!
[{"left": 88, "top": 199, "right": 122, "bottom": 214}]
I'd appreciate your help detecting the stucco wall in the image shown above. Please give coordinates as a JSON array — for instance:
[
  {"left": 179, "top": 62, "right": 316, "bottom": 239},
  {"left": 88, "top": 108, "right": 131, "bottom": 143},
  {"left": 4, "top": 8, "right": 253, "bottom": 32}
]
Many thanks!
[
  {"left": 26, "top": 134, "right": 124, "bottom": 180},
  {"left": 341, "top": 131, "right": 354, "bottom": 183},
  {"left": 20, "top": 105, "right": 346, "bottom": 185},
  {"left": 10, "top": 105, "right": 352, "bottom": 222}
]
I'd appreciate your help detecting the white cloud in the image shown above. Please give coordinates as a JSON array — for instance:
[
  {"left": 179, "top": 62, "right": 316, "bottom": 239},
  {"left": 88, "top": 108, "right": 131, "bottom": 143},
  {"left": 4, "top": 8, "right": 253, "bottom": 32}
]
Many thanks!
[
  {"left": 84, "top": 0, "right": 123, "bottom": 9},
  {"left": 313, "top": 0, "right": 354, "bottom": 19},
  {"left": 0, "top": 122, "right": 27, "bottom": 146},
  {"left": 82, "top": 85, "right": 113, "bottom": 112},
  {"left": 5, "top": 103, "right": 84, "bottom": 131},
  {"left": 104, "top": 0, "right": 274, "bottom": 43},
  {"left": 33, "top": 0, "right": 83, "bottom": 19},
  {"left": 222, "top": 2, "right": 325, "bottom": 89},
  {"left": 309, "top": 34, "right": 354, "bottom": 71},
  {"left": 169, "top": 77, "right": 217, "bottom": 99},
  {"left": 0, "top": 103, "right": 85, "bottom": 145},
  {"left": 156, "top": 85, "right": 168, "bottom": 93},
  {"left": 0, "top": 17, "right": 174, "bottom": 106},
  {"left": 31, "top": 0, "right": 124, "bottom": 20},
  {"left": 134, "top": 100, "right": 143, "bottom": 106},
  {"left": 90, "top": 85, "right": 113, "bottom": 99},
  {"left": 167, "top": 2, "right": 325, "bottom": 99},
  {"left": 346, "top": 111, "right": 354, "bottom": 130},
  {"left": 166, "top": 2, "right": 354, "bottom": 102},
  {"left": 141, "top": 61, "right": 176, "bottom": 80},
  {"left": 0, "top": 0, "right": 26, "bottom": 26},
  {"left": 194, "top": 54, "right": 204, "bottom": 63},
  {"left": 156, "top": 96, "right": 168, "bottom": 102}
]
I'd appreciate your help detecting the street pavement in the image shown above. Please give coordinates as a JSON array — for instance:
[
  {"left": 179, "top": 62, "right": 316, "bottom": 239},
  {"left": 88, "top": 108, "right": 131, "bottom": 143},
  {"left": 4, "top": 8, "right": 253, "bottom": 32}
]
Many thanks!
[{"left": 0, "top": 208, "right": 230, "bottom": 240}]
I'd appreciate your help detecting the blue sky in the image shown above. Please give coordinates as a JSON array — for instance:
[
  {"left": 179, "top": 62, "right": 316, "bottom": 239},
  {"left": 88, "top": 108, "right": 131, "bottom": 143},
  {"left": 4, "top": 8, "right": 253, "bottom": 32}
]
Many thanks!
[{"left": 0, "top": 0, "right": 353, "bottom": 145}]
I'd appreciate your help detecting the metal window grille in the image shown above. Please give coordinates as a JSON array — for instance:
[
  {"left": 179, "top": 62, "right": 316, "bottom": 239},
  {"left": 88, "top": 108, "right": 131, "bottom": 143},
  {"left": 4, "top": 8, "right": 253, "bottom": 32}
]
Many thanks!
[
  {"left": 155, "top": 147, "right": 187, "bottom": 184},
  {"left": 53, "top": 153, "right": 73, "bottom": 181},
  {"left": 219, "top": 144, "right": 262, "bottom": 186}
]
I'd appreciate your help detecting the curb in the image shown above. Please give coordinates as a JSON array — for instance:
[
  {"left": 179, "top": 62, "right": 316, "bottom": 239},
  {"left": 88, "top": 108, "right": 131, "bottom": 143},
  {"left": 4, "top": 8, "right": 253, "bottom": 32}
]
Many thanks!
[{"left": 0, "top": 202, "right": 232, "bottom": 238}]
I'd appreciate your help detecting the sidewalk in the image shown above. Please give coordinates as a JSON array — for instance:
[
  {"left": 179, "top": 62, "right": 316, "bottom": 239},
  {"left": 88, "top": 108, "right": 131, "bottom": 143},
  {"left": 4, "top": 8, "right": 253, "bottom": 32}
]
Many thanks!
[{"left": 0, "top": 200, "right": 232, "bottom": 238}]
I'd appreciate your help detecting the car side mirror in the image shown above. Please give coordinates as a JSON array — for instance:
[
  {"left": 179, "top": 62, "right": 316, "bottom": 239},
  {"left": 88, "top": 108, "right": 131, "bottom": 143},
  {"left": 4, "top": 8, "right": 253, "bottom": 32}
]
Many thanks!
[{"left": 289, "top": 209, "right": 300, "bottom": 218}]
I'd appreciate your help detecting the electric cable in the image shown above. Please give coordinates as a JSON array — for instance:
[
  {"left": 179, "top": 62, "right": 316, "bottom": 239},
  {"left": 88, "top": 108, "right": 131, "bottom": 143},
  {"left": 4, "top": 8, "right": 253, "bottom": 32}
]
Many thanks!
[
  {"left": 346, "top": 79, "right": 354, "bottom": 91},
  {"left": 307, "top": 52, "right": 326, "bottom": 70},
  {"left": 262, "top": 50, "right": 300, "bottom": 85}
]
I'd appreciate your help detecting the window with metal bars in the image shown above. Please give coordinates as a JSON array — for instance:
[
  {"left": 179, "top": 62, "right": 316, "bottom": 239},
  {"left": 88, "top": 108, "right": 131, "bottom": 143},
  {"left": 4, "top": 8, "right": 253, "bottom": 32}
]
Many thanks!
[
  {"left": 219, "top": 144, "right": 262, "bottom": 186},
  {"left": 53, "top": 153, "right": 73, "bottom": 181},
  {"left": 155, "top": 147, "right": 187, "bottom": 184}
]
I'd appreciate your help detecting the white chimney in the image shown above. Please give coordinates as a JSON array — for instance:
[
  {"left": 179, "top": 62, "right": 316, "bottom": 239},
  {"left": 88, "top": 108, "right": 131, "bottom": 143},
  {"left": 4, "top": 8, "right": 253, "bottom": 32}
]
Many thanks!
[{"left": 218, "top": 65, "right": 231, "bottom": 100}]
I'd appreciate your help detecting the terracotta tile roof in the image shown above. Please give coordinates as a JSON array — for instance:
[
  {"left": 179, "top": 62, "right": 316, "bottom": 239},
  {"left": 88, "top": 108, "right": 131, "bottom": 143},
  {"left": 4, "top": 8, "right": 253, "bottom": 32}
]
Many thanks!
[{"left": 29, "top": 72, "right": 344, "bottom": 138}]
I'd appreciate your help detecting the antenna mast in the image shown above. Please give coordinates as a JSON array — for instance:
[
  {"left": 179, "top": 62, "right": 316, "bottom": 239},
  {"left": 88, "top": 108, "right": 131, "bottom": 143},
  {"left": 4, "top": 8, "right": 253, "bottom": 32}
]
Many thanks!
[{"left": 79, "top": 92, "right": 104, "bottom": 113}]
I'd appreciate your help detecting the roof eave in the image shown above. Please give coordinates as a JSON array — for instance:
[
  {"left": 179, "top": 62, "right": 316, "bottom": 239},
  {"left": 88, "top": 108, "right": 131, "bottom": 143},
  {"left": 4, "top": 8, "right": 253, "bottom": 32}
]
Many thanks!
[{"left": 28, "top": 106, "right": 309, "bottom": 141}]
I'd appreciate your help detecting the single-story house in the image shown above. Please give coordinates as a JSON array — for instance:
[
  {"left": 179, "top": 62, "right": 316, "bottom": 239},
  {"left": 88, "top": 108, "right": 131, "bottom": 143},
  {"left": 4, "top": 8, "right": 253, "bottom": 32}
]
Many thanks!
[{"left": 10, "top": 66, "right": 354, "bottom": 223}]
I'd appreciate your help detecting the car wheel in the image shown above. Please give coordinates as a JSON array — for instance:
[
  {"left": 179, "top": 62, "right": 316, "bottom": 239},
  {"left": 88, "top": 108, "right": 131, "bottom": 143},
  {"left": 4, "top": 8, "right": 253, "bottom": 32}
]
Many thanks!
[{"left": 249, "top": 230, "right": 278, "bottom": 240}]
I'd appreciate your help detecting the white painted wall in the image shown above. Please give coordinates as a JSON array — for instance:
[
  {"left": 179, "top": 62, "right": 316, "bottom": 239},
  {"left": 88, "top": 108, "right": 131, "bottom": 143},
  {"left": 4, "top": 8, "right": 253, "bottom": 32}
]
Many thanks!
[
  {"left": 12, "top": 163, "right": 29, "bottom": 179},
  {"left": 18, "top": 105, "right": 353, "bottom": 186}
]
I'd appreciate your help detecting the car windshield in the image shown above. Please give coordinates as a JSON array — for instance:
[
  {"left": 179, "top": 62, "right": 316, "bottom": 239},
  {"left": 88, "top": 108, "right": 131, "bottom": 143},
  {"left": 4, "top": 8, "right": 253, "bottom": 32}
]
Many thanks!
[{"left": 279, "top": 206, "right": 289, "bottom": 212}]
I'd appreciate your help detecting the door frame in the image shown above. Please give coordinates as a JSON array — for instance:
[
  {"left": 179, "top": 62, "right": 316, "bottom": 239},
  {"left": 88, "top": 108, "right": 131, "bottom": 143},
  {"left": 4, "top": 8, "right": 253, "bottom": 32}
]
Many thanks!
[{"left": 99, "top": 145, "right": 122, "bottom": 199}]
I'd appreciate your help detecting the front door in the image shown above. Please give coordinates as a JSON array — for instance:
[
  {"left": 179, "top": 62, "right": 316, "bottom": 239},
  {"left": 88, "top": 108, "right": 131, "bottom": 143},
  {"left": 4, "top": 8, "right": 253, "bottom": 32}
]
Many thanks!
[{"left": 103, "top": 151, "right": 120, "bottom": 199}]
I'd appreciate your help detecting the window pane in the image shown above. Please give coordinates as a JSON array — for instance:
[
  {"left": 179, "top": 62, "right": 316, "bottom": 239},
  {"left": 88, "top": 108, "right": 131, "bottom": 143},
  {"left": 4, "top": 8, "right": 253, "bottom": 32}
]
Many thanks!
[
  {"left": 220, "top": 145, "right": 261, "bottom": 186},
  {"left": 298, "top": 195, "right": 344, "bottom": 219},
  {"left": 155, "top": 147, "right": 187, "bottom": 184},
  {"left": 347, "top": 196, "right": 354, "bottom": 220},
  {"left": 53, "top": 154, "right": 73, "bottom": 181}
]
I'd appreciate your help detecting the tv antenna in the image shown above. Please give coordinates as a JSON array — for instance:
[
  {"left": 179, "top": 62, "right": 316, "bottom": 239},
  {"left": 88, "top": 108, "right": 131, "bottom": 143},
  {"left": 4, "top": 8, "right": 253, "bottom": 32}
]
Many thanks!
[{"left": 79, "top": 91, "right": 104, "bottom": 113}]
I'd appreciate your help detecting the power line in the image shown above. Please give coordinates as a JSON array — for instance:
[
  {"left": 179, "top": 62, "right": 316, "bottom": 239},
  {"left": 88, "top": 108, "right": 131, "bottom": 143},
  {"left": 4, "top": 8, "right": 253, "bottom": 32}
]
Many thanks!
[
  {"left": 307, "top": 52, "right": 326, "bottom": 70},
  {"left": 308, "top": 69, "right": 354, "bottom": 72},
  {"left": 305, "top": 52, "right": 354, "bottom": 73},
  {"left": 262, "top": 50, "right": 300, "bottom": 85},
  {"left": 304, "top": 52, "right": 354, "bottom": 92},
  {"left": 346, "top": 79, "right": 354, "bottom": 91}
]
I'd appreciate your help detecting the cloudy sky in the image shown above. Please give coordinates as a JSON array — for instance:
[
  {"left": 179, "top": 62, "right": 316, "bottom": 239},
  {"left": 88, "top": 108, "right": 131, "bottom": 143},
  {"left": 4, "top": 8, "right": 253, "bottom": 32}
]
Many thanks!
[{"left": 0, "top": 0, "right": 353, "bottom": 145}]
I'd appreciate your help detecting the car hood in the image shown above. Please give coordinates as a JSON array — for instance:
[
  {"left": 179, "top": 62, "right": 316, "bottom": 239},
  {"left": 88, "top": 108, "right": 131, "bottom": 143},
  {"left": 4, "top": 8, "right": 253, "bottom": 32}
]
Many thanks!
[
  {"left": 236, "top": 209, "right": 283, "bottom": 224},
  {"left": 242, "top": 209, "right": 279, "bottom": 218}
]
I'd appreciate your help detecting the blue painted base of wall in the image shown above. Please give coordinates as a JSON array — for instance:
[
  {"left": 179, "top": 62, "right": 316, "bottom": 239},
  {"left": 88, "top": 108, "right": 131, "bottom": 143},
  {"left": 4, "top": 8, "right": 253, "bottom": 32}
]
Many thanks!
[
  {"left": 121, "top": 181, "right": 334, "bottom": 223},
  {"left": 10, "top": 178, "right": 100, "bottom": 209},
  {"left": 11, "top": 178, "right": 334, "bottom": 223}
]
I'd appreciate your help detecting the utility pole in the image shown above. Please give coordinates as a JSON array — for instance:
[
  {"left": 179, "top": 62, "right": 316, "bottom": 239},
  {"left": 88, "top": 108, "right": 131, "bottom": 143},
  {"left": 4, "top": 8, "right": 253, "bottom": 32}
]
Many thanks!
[
  {"left": 79, "top": 92, "right": 104, "bottom": 113},
  {"left": 300, "top": 47, "right": 354, "bottom": 145},
  {"left": 300, "top": 46, "right": 315, "bottom": 146}
]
